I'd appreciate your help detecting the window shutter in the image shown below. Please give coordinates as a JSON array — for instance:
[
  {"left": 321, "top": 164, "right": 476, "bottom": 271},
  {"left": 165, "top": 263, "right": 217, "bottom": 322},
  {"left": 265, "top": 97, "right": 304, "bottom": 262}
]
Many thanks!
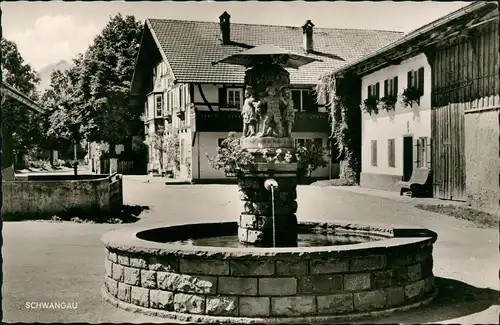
[
  {"left": 387, "top": 139, "right": 395, "bottom": 168},
  {"left": 407, "top": 71, "right": 412, "bottom": 88},
  {"left": 426, "top": 138, "right": 432, "bottom": 168},
  {"left": 218, "top": 86, "right": 227, "bottom": 109},
  {"left": 393, "top": 76, "right": 398, "bottom": 97},
  {"left": 368, "top": 85, "right": 372, "bottom": 98},
  {"left": 418, "top": 67, "right": 425, "bottom": 94},
  {"left": 375, "top": 82, "right": 380, "bottom": 99},
  {"left": 384, "top": 80, "right": 389, "bottom": 97},
  {"left": 413, "top": 139, "right": 419, "bottom": 169}
]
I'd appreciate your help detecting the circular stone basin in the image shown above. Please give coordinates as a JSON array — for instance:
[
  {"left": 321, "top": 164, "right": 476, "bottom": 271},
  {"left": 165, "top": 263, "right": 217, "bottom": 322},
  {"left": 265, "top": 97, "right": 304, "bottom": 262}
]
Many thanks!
[{"left": 101, "top": 221, "right": 438, "bottom": 324}]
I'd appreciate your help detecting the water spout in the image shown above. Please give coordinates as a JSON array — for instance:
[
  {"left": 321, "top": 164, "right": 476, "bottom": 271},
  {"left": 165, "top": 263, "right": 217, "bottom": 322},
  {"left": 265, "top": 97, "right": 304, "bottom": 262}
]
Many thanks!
[{"left": 264, "top": 179, "right": 278, "bottom": 247}]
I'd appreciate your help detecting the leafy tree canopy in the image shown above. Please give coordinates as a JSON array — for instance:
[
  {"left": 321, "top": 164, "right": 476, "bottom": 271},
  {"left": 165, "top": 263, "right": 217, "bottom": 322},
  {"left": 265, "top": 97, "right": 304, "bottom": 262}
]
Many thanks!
[
  {"left": 1, "top": 37, "right": 43, "bottom": 152},
  {"left": 41, "top": 14, "right": 143, "bottom": 157},
  {"left": 77, "top": 14, "right": 143, "bottom": 151}
]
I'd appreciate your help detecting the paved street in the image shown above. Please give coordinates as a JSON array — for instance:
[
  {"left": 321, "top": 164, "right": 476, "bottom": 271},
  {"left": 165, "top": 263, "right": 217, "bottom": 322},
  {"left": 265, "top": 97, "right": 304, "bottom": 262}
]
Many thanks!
[{"left": 2, "top": 176, "right": 499, "bottom": 323}]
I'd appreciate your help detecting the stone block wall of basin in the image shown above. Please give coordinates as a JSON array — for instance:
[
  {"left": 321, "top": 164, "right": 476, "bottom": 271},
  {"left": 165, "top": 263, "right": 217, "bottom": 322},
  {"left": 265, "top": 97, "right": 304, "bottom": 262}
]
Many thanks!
[{"left": 102, "top": 222, "right": 437, "bottom": 323}]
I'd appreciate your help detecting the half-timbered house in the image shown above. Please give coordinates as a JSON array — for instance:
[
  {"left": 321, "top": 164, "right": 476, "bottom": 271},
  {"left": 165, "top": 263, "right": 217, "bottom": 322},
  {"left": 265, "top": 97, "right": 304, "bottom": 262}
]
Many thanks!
[{"left": 129, "top": 12, "right": 403, "bottom": 181}]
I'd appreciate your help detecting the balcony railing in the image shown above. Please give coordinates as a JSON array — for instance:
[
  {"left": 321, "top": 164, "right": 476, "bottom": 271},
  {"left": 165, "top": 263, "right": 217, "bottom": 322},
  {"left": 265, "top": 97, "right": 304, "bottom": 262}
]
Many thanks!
[{"left": 193, "top": 111, "right": 329, "bottom": 133}]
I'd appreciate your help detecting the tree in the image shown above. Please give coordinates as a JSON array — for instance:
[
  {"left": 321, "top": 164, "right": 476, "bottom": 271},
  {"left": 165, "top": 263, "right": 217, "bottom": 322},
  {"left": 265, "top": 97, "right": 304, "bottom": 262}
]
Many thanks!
[
  {"left": 1, "top": 38, "right": 43, "bottom": 155},
  {"left": 143, "top": 127, "right": 180, "bottom": 175},
  {"left": 42, "top": 59, "right": 84, "bottom": 144},
  {"left": 41, "top": 61, "right": 85, "bottom": 174},
  {"left": 143, "top": 126, "right": 167, "bottom": 173},
  {"left": 76, "top": 14, "right": 143, "bottom": 155}
]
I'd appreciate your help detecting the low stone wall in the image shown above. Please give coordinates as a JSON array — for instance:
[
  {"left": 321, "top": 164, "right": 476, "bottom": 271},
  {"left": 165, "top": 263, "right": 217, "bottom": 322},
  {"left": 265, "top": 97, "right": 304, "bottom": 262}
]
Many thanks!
[
  {"left": 101, "top": 222, "right": 437, "bottom": 323},
  {"left": 2, "top": 174, "right": 123, "bottom": 218}
]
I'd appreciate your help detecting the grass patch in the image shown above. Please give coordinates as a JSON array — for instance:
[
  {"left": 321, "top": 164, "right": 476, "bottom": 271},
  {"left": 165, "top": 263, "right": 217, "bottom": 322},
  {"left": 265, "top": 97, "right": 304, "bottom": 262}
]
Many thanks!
[
  {"left": 3, "top": 205, "right": 149, "bottom": 224},
  {"left": 310, "top": 178, "right": 357, "bottom": 187},
  {"left": 415, "top": 204, "right": 498, "bottom": 228}
]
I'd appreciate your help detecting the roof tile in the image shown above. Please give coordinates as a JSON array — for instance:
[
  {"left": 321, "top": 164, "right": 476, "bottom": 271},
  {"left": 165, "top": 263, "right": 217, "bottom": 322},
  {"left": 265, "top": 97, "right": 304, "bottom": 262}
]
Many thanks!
[{"left": 147, "top": 19, "right": 403, "bottom": 85}]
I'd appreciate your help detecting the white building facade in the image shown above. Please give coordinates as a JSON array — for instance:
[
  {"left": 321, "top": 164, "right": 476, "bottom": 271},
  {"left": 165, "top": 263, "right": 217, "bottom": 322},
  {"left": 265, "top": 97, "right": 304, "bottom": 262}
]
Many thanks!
[{"left": 360, "top": 53, "right": 432, "bottom": 191}]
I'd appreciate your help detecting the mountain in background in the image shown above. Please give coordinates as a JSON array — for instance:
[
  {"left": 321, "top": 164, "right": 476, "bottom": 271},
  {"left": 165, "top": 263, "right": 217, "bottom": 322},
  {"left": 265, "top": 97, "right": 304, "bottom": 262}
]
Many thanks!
[{"left": 38, "top": 60, "right": 71, "bottom": 90}]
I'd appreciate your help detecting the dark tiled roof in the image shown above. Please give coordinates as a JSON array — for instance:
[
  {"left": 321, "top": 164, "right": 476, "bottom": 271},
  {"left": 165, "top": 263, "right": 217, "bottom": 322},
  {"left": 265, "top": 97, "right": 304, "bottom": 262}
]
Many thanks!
[{"left": 146, "top": 18, "right": 403, "bottom": 85}]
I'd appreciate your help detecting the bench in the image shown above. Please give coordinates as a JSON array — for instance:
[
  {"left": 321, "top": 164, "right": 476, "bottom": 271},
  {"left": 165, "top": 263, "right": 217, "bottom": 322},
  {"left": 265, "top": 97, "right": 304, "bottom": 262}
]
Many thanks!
[{"left": 399, "top": 168, "right": 432, "bottom": 198}]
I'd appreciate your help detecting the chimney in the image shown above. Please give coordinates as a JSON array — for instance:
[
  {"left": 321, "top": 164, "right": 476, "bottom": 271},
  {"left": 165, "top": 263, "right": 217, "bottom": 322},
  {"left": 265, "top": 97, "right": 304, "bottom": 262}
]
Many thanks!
[
  {"left": 302, "top": 20, "right": 314, "bottom": 53},
  {"left": 219, "top": 11, "right": 231, "bottom": 44}
]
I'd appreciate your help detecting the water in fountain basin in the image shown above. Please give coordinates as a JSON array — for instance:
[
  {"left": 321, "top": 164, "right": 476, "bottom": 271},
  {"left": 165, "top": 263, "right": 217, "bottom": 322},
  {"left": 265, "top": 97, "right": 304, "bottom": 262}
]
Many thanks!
[{"left": 168, "top": 233, "right": 379, "bottom": 248}]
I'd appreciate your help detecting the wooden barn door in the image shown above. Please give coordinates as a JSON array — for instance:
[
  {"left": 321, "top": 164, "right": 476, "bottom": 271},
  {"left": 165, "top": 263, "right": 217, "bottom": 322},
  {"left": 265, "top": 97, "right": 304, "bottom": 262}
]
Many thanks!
[
  {"left": 431, "top": 103, "right": 466, "bottom": 201},
  {"left": 428, "top": 10, "right": 498, "bottom": 202}
]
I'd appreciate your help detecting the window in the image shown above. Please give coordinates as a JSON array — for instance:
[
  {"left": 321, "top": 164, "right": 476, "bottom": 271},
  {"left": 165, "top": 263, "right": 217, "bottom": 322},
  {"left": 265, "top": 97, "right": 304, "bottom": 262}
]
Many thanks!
[
  {"left": 296, "top": 139, "right": 305, "bottom": 147},
  {"left": 371, "top": 140, "right": 378, "bottom": 166},
  {"left": 227, "top": 88, "right": 242, "bottom": 109},
  {"left": 416, "top": 137, "right": 428, "bottom": 168},
  {"left": 295, "top": 138, "right": 322, "bottom": 149},
  {"left": 384, "top": 77, "right": 398, "bottom": 97},
  {"left": 388, "top": 139, "right": 395, "bottom": 168},
  {"left": 407, "top": 67, "right": 425, "bottom": 94},
  {"left": 313, "top": 138, "right": 323, "bottom": 149},
  {"left": 291, "top": 89, "right": 317, "bottom": 112},
  {"left": 367, "top": 82, "right": 380, "bottom": 100},
  {"left": 155, "top": 94, "right": 163, "bottom": 117}
]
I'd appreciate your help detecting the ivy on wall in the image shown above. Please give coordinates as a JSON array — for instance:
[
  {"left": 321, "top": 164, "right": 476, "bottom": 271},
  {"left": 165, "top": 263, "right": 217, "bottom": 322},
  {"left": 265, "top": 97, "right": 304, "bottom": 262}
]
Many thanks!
[{"left": 316, "top": 73, "right": 362, "bottom": 183}]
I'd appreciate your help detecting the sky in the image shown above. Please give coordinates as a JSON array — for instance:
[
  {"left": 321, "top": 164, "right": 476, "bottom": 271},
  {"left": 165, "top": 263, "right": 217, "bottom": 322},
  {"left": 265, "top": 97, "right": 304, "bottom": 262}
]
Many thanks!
[{"left": 1, "top": 1, "right": 470, "bottom": 72}]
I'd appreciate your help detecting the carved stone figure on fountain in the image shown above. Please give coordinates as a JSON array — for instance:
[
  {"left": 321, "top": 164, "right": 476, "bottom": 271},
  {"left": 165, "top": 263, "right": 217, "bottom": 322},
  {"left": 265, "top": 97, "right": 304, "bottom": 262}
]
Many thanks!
[
  {"left": 241, "top": 87, "right": 258, "bottom": 137},
  {"left": 256, "top": 86, "right": 284, "bottom": 138},
  {"left": 280, "top": 86, "right": 295, "bottom": 138}
]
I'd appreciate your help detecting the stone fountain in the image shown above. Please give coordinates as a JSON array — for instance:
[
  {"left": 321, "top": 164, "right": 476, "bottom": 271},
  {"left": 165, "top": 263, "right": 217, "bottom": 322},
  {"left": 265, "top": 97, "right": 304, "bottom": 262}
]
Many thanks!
[
  {"left": 101, "top": 45, "right": 438, "bottom": 323},
  {"left": 236, "top": 59, "right": 301, "bottom": 248}
]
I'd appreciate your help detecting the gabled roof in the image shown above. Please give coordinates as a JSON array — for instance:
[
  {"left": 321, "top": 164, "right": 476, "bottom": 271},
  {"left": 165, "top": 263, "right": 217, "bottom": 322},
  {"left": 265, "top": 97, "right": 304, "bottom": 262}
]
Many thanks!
[
  {"left": 145, "top": 18, "right": 403, "bottom": 85},
  {"left": 330, "top": 1, "right": 499, "bottom": 77}
]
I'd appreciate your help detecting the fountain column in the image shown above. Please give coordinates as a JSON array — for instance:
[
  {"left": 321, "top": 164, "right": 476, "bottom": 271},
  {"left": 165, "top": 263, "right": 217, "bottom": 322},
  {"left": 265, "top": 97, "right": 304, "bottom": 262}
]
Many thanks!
[
  {"left": 237, "top": 138, "right": 299, "bottom": 248},
  {"left": 233, "top": 62, "right": 302, "bottom": 247}
]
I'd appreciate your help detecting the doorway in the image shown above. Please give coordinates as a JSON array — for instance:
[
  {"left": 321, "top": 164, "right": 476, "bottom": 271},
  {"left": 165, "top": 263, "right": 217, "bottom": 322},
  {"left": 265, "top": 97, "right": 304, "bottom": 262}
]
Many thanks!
[{"left": 403, "top": 136, "right": 413, "bottom": 182}]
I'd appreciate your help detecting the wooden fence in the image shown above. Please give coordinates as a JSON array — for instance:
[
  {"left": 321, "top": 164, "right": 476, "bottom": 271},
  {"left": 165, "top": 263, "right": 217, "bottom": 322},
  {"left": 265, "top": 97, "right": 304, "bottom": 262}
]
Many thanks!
[{"left": 100, "top": 159, "right": 145, "bottom": 175}]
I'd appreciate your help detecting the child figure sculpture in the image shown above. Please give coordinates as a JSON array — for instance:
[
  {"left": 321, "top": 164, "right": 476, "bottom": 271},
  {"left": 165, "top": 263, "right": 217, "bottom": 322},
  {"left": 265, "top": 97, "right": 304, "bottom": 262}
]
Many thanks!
[
  {"left": 241, "top": 88, "right": 258, "bottom": 137},
  {"left": 257, "top": 86, "right": 284, "bottom": 137},
  {"left": 280, "top": 86, "right": 295, "bottom": 138}
]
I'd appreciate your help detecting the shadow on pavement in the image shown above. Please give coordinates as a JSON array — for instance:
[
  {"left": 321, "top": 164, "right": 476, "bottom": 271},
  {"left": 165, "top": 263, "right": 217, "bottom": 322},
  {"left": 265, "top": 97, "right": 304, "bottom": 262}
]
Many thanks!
[
  {"left": 352, "top": 277, "right": 500, "bottom": 324},
  {"left": 2, "top": 204, "right": 150, "bottom": 224}
]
